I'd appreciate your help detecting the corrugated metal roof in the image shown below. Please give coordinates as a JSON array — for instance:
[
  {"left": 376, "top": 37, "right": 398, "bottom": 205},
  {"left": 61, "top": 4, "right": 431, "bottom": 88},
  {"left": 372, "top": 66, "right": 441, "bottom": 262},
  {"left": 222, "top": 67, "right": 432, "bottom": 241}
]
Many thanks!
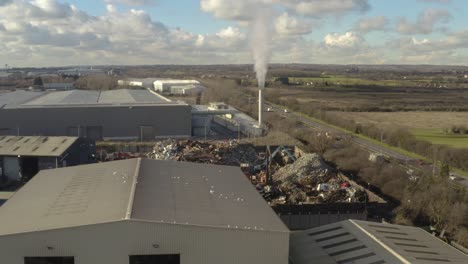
[
  {"left": 0, "top": 90, "right": 45, "bottom": 109},
  {"left": 0, "top": 136, "right": 78, "bottom": 157},
  {"left": 0, "top": 159, "right": 288, "bottom": 236},
  {"left": 0, "top": 89, "right": 180, "bottom": 109},
  {"left": 290, "top": 220, "right": 468, "bottom": 264}
]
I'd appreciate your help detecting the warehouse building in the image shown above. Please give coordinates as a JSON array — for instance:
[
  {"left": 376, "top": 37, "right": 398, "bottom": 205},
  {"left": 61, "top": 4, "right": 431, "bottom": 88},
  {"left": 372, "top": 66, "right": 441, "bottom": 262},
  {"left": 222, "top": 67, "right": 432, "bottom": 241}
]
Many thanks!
[
  {"left": 43, "top": 82, "right": 74, "bottom": 91},
  {"left": 0, "top": 136, "right": 95, "bottom": 182},
  {"left": 0, "top": 158, "right": 289, "bottom": 264},
  {"left": 0, "top": 89, "right": 192, "bottom": 140},
  {"left": 154, "top": 80, "right": 204, "bottom": 94},
  {"left": 290, "top": 219, "right": 468, "bottom": 264},
  {"left": 117, "top": 78, "right": 165, "bottom": 90}
]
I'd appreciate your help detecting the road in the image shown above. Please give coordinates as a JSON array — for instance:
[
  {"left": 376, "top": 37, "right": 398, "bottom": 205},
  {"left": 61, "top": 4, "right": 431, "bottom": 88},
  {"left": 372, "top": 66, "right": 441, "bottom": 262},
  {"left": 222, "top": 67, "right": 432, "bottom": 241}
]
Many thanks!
[{"left": 265, "top": 103, "right": 468, "bottom": 189}]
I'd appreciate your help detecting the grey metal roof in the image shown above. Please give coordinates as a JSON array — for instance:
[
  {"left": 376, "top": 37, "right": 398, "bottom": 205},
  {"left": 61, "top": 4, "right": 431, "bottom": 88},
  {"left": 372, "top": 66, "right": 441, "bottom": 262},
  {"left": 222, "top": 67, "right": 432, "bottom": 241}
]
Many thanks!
[
  {"left": 0, "top": 89, "right": 178, "bottom": 109},
  {"left": 0, "top": 90, "right": 45, "bottom": 109},
  {"left": 0, "top": 136, "right": 78, "bottom": 157},
  {"left": 0, "top": 159, "right": 288, "bottom": 236},
  {"left": 290, "top": 220, "right": 468, "bottom": 264}
]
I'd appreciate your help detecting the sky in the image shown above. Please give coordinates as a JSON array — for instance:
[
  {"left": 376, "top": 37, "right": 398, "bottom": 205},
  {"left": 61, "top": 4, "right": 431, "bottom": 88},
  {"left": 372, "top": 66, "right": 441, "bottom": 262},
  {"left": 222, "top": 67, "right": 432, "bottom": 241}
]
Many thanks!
[{"left": 0, "top": 0, "right": 467, "bottom": 67}]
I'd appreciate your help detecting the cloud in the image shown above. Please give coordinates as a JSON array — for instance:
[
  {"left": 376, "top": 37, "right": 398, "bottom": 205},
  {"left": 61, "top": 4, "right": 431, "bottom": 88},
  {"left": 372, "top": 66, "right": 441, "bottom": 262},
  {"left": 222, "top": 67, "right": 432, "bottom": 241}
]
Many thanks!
[
  {"left": 354, "top": 16, "right": 389, "bottom": 33},
  {"left": 105, "top": 0, "right": 157, "bottom": 6},
  {"left": 200, "top": 0, "right": 370, "bottom": 20},
  {"left": 324, "top": 31, "right": 364, "bottom": 48},
  {"left": 282, "top": 0, "right": 370, "bottom": 16},
  {"left": 0, "top": 0, "right": 254, "bottom": 66},
  {"left": 0, "top": 0, "right": 465, "bottom": 66},
  {"left": 275, "top": 12, "right": 312, "bottom": 35},
  {"left": 396, "top": 8, "right": 452, "bottom": 34},
  {"left": 200, "top": 0, "right": 268, "bottom": 20}
]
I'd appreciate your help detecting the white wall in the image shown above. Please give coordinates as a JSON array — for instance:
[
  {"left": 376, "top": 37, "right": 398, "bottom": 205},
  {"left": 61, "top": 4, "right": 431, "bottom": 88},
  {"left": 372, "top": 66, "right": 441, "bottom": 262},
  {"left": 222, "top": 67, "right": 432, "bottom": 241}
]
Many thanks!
[{"left": 0, "top": 220, "right": 289, "bottom": 264}]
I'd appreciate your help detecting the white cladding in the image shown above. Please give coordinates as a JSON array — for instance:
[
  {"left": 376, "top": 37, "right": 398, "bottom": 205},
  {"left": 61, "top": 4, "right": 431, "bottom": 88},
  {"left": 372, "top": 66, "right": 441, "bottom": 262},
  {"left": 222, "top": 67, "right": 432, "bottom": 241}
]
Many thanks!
[
  {"left": 0, "top": 221, "right": 288, "bottom": 264},
  {"left": 154, "top": 80, "right": 201, "bottom": 93}
]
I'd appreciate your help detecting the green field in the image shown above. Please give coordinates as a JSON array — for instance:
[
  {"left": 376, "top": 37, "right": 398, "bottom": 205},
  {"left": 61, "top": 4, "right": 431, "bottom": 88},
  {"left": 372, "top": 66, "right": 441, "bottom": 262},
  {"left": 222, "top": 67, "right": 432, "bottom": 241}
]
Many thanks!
[
  {"left": 411, "top": 129, "right": 468, "bottom": 148},
  {"left": 289, "top": 75, "right": 422, "bottom": 87}
]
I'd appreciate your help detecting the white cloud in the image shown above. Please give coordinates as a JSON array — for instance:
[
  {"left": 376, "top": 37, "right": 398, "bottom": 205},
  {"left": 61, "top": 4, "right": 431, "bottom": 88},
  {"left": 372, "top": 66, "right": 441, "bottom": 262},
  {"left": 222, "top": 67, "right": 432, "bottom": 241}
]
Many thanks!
[
  {"left": 354, "top": 16, "right": 389, "bottom": 33},
  {"left": 105, "top": 0, "right": 157, "bottom": 6},
  {"left": 282, "top": 0, "right": 370, "bottom": 16},
  {"left": 200, "top": 0, "right": 262, "bottom": 20},
  {"left": 275, "top": 12, "right": 312, "bottom": 35},
  {"left": 324, "top": 32, "right": 364, "bottom": 48},
  {"left": 396, "top": 8, "right": 452, "bottom": 34}
]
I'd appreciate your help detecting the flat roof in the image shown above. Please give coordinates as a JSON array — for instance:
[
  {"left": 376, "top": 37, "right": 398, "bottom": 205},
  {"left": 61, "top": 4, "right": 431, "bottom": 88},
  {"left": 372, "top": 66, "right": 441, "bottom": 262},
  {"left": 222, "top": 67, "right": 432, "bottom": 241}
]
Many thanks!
[
  {"left": 0, "top": 158, "right": 288, "bottom": 236},
  {"left": 290, "top": 220, "right": 468, "bottom": 264},
  {"left": 0, "top": 136, "right": 78, "bottom": 157},
  {"left": 0, "top": 89, "right": 180, "bottom": 109}
]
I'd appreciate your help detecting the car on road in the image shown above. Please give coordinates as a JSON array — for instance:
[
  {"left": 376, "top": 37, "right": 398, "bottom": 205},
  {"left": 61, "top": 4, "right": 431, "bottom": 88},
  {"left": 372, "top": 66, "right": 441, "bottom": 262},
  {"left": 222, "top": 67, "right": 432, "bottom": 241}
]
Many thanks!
[
  {"left": 266, "top": 107, "right": 273, "bottom": 112},
  {"left": 284, "top": 109, "right": 289, "bottom": 113}
]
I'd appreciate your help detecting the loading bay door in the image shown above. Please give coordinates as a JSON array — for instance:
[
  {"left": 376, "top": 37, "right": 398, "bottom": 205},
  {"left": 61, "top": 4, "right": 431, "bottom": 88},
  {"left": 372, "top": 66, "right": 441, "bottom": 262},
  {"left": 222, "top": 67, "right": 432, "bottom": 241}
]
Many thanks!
[
  {"left": 129, "top": 254, "right": 180, "bottom": 264},
  {"left": 24, "top": 256, "right": 74, "bottom": 264},
  {"left": 3, "top": 156, "right": 20, "bottom": 181}
]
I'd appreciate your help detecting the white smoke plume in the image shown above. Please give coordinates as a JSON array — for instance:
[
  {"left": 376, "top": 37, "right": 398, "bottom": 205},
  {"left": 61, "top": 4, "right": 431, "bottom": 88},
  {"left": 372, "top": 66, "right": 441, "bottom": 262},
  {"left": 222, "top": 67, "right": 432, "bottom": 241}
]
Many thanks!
[{"left": 250, "top": 6, "right": 272, "bottom": 89}]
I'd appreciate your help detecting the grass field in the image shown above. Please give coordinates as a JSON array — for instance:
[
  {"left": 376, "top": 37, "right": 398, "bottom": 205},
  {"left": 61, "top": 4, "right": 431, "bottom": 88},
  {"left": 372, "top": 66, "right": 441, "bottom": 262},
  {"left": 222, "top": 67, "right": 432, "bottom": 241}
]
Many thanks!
[
  {"left": 411, "top": 129, "right": 468, "bottom": 148},
  {"left": 335, "top": 112, "right": 468, "bottom": 130},
  {"left": 290, "top": 76, "right": 419, "bottom": 87},
  {"left": 334, "top": 112, "right": 468, "bottom": 149}
]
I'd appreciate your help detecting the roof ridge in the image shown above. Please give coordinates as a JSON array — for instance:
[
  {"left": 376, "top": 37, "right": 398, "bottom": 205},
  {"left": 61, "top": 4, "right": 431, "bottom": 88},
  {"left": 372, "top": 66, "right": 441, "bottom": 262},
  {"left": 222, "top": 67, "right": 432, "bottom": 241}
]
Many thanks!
[
  {"left": 349, "top": 220, "right": 410, "bottom": 264},
  {"left": 125, "top": 158, "right": 142, "bottom": 220}
]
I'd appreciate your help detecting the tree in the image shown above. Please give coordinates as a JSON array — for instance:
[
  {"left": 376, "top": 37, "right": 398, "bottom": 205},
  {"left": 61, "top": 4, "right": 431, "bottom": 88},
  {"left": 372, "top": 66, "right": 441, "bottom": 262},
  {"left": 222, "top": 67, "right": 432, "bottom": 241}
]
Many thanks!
[
  {"left": 274, "top": 77, "right": 289, "bottom": 85},
  {"left": 439, "top": 163, "right": 450, "bottom": 178}
]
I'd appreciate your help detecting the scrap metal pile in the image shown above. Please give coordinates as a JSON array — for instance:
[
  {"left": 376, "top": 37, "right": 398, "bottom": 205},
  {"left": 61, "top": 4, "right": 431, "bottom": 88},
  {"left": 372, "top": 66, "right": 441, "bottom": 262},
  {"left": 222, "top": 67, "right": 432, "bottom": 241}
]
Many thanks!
[
  {"left": 147, "top": 139, "right": 260, "bottom": 166},
  {"left": 259, "top": 153, "right": 368, "bottom": 205},
  {"left": 147, "top": 140, "right": 368, "bottom": 205}
]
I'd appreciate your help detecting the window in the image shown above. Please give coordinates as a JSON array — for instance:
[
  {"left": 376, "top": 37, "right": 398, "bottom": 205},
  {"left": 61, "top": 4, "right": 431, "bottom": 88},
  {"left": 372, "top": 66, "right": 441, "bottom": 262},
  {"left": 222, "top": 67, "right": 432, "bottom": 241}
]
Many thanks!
[
  {"left": 129, "top": 254, "right": 180, "bottom": 264},
  {"left": 24, "top": 257, "right": 74, "bottom": 264}
]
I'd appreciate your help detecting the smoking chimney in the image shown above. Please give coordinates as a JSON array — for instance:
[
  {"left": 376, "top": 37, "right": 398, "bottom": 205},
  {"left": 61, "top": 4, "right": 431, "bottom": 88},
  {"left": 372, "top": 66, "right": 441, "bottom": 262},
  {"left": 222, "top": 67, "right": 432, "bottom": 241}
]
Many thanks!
[{"left": 258, "top": 85, "right": 264, "bottom": 127}]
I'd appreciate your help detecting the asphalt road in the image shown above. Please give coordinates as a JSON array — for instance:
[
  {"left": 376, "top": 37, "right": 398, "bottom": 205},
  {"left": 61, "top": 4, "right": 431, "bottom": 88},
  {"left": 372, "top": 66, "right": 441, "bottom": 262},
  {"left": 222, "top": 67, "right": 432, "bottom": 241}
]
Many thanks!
[{"left": 265, "top": 103, "right": 468, "bottom": 189}]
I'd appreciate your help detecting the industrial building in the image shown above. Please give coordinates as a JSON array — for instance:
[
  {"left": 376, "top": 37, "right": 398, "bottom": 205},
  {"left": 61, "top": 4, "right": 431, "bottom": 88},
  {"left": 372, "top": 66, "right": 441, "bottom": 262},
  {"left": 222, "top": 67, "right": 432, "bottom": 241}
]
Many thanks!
[
  {"left": 0, "top": 89, "right": 192, "bottom": 140},
  {"left": 0, "top": 136, "right": 95, "bottom": 182},
  {"left": 43, "top": 82, "right": 74, "bottom": 91},
  {"left": 117, "top": 78, "right": 164, "bottom": 90},
  {"left": 289, "top": 219, "right": 468, "bottom": 264},
  {"left": 118, "top": 78, "right": 205, "bottom": 95},
  {"left": 0, "top": 158, "right": 289, "bottom": 264},
  {"left": 154, "top": 79, "right": 204, "bottom": 94}
]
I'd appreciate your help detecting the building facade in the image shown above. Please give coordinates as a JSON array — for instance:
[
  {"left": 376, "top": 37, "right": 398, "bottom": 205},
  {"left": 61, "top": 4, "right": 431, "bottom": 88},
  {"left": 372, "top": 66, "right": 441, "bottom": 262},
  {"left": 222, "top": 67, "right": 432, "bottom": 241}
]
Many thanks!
[
  {"left": 0, "top": 159, "right": 289, "bottom": 264},
  {"left": 0, "top": 90, "right": 192, "bottom": 140}
]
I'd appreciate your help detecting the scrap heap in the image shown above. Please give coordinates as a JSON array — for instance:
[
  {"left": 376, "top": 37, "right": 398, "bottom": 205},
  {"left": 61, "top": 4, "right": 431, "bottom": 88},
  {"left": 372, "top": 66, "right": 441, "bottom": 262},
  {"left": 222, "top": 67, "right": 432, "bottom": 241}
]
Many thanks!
[
  {"left": 147, "top": 139, "right": 259, "bottom": 166},
  {"left": 260, "top": 153, "right": 368, "bottom": 205},
  {"left": 147, "top": 140, "right": 369, "bottom": 205}
]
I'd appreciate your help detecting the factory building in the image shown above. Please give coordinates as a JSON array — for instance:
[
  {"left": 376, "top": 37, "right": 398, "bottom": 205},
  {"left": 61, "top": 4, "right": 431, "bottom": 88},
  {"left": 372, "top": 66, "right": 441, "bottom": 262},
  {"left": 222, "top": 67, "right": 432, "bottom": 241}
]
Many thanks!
[
  {"left": 0, "top": 158, "right": 289, "bottom": 264},
  {"left": 154, "top": 80, "right": 204, "bottom": 94},
  {"left": 43, "top": 82, "right": 74, "bottom": 91},
  {"left": 117, "top": 78, "right": 205, "bottom": 95},
  {"left": 0, "top": 89, "right": 192, "bottom": 140},
  {"left": 117, "top": 78, "right": 165, "bottom": 90},
  {"left": 290, "top": 220, "right": 468, "bottom": 264},
  {"left": 0, "top": 136, "right": 95, "bottom": 182}
]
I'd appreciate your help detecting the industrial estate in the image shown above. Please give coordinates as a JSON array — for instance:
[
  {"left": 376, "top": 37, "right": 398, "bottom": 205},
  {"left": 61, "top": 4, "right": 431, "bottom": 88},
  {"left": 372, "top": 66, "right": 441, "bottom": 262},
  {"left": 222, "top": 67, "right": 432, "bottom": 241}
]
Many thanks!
[
  {"left": 0, "top": 65, "right": 467, "bottom": 264},
  {"left": 0, "top": 1, "right": 467, "bottom": 264}
]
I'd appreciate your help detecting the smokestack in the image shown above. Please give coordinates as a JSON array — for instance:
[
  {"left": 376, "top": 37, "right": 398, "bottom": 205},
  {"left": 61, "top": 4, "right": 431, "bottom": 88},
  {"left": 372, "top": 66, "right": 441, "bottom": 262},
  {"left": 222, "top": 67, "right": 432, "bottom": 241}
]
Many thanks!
[
  {"left": 250, "top": 7, "right": 271, "bottom": 128},
  {"left": 258, "top": 87, "right": 264, "bottom": 127}
]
